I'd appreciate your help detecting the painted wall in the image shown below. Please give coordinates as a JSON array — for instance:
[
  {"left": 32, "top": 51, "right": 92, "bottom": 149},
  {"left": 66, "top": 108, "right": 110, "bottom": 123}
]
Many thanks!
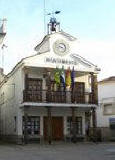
[
  {"left": 0, "top": 66, "right": 24, "bottom": 136},
  {"left": 97, "top": 82, "right": 115, "bottom": 128},
  {"left": 98, "top": 82, "right": 115, "bottom": 102}
]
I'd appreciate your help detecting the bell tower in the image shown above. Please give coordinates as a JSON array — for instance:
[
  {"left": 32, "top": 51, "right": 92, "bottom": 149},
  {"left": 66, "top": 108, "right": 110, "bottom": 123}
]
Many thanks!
[{"left": 47, "top": 11, "right": 61, "bottom": 34}]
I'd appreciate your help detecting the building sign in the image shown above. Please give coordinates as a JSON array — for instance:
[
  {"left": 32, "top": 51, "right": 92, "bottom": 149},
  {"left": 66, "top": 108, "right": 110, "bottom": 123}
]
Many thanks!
[{"left": 45, "top": 57, "right": 78, "bottom": 65}]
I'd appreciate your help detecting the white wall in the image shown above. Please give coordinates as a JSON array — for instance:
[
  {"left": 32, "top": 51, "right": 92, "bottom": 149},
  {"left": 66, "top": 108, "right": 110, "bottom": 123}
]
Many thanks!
[
  {"left": 0, "top": 66, "right": 24, "bottom": 136},
  {"left": 98, "top": 82, "right": 115, "bottom": 102},
  {"left": 97, "top": 105, "right": 115, "bottom": 127},
  {"left": 24, "top": 32, "right": 97, "bottom": 73},
  {"left": 97, "top": 81, "right": 115, "bottom": 128}
]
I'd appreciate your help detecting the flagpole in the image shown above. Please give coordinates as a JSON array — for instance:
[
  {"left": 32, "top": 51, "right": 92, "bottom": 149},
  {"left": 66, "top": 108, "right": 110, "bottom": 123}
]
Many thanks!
[
  {"left": 0, "top": 19, "right": 7, "bottom": 70},
  {"left": 2, "top": 45, "right": 4, "bottom": 69},
  {"left": 43, "top": 0, "right": 46, "bottom": 35},
  {"left": 1, "top": 44, "right": 7, "bottom": 70}
]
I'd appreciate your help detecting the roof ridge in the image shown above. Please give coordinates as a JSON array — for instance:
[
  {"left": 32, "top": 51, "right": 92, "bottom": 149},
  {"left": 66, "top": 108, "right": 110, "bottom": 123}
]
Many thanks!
[{"left": 99, "top": 76, "right": 115, "bottom": 83}]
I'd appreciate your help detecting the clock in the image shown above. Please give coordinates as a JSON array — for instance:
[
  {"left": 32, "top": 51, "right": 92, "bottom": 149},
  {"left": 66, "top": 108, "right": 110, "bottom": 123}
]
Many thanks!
[{"left": 53, "top": 39, "right": 69, "bottom": 56}]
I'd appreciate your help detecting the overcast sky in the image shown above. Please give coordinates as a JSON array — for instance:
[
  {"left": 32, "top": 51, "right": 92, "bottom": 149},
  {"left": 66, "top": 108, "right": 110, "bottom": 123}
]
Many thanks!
[{"left": 0, "top": 0, "right": 115, "bottom": 80}]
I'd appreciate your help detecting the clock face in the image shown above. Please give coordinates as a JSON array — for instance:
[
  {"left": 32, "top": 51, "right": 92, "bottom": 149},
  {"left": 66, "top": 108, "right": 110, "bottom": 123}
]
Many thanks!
[
  {"left": 58, "top": 43, "right": 66, "bottom": 53},
  {"left": 53, "top": 39, "right": 69, "bottom": 56}
]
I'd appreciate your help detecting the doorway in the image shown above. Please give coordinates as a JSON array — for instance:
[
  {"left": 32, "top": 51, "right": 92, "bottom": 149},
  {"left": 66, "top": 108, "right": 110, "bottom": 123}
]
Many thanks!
[{"left": 44, "top": 117, "right": 63, "bottom": 140}]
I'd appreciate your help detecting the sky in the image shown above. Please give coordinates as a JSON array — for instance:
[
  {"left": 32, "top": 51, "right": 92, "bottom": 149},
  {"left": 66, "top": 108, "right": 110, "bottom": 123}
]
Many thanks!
[{"left": 0, "top": 0, "right": 115, "bottom": 80}]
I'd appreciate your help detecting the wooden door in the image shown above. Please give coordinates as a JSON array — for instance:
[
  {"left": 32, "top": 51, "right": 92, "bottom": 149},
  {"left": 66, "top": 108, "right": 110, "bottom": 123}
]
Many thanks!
[
  {"left": 44, "top": 117, "right": 63, "bottom": 140},
  {"left": 52, "top": 117, "right": 63, "bottom": 140},
  {"left": 74, "top": 82, "right": 85, "bottom": 103},
  {"left": 26, "top": 78, "right": 42, "bottom": 102}
]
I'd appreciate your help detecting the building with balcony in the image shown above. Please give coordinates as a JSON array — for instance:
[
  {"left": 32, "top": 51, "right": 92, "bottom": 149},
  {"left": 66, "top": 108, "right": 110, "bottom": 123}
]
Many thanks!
[
  {"left": 97, "top": 77, "right": 115, "bottom": 141},
  {"left": 0, "top": 18, "right": 100, "bottom": 144}
]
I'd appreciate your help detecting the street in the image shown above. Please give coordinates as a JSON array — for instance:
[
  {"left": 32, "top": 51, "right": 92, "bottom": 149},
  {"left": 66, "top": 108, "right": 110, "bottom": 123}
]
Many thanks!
[{"left": 0, "top": 142, "right": 115, "bottom": 160}]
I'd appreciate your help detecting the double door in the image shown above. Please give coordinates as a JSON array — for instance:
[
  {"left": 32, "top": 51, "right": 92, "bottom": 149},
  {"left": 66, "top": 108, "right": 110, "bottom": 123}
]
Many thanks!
[
  {"left": 44, "top": 117, "right": 63, "bottom": 140},
  {"left": 72, "top": 82, "right": 85, "bottom": 103},
  {"left": 26, "top": 78, "right": 42, "bottom": 102}
]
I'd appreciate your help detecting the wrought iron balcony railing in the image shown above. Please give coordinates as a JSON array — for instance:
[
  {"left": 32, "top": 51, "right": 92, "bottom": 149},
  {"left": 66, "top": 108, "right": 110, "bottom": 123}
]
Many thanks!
[{"left": 23, "top": 90, "right": 94, "bottom": 104}]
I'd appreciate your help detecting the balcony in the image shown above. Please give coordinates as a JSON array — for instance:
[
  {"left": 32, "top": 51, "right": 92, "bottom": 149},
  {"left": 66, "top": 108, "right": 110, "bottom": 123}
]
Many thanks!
[{"left": 23, "top": 90, "right": 93, "bottom": 104}]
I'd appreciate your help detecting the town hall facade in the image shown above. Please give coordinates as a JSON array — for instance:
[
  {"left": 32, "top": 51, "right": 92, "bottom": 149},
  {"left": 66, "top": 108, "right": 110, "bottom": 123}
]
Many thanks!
[{"left": 0, "top": 18, "right": 100, "bottom": 144}]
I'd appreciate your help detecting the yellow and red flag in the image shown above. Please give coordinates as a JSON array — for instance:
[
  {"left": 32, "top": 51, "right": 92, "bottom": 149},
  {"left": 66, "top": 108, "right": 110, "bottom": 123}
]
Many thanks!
[{"left": 66, "top": 67, "right": 71, "bottom": 87}]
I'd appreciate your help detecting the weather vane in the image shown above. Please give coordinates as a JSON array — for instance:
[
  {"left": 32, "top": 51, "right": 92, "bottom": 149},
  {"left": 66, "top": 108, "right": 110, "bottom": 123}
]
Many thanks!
[{"left": 47, "top": 11, "right": 61, "bottom": 16}]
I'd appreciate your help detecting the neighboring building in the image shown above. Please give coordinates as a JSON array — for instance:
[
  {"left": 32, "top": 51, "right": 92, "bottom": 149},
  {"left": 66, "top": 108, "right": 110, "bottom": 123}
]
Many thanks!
[
  {"left": 0, "top": 18, "right": 100, "bottom": 144},
  {"left": 97, "top": 76, "right": 115, "bottom": 141}
]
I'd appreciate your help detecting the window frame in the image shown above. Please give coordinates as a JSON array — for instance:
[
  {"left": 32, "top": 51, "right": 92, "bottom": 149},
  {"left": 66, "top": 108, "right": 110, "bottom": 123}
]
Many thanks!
[
  {"left": 23, "top": 116, "right": 40, "bottom": 136},
  {"left": 103, "top": 103, "right": 115, "bottom": 115},
  {"left": 66, "top": 116, "right": 82, "bottom": 135}
]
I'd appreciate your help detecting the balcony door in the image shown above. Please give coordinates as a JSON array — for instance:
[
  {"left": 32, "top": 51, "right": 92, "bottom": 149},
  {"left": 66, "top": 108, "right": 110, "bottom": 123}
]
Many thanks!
[
  {"left": 72, "top": 82, "right": 85, "bottom": 103},
  {"left": 25, "top": 78, "right": 42, "bottom": 102},
  {"left": 27, "top": 78, "right": 42, "bottom": 91}
]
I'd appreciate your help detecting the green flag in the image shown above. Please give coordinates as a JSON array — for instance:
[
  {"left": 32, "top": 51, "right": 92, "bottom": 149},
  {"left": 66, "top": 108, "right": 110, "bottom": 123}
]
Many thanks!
[{"left": 54, "top": 67, "right": 60, "bottom": 85}]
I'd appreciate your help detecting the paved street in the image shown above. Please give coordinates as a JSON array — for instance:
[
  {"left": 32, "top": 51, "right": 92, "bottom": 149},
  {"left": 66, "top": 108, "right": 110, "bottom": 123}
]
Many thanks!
[{"left": 0, "top": 142, "right": 115, "bottom": 160}]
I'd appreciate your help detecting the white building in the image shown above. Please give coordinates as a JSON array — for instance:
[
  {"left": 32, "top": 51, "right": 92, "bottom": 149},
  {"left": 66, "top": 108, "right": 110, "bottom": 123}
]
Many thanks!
[
  {"left": 97, "top": 76, "right": 115, "bottom": 141},
  {"left": 0, "top": 18, "right": 100, "bottom": 144}
]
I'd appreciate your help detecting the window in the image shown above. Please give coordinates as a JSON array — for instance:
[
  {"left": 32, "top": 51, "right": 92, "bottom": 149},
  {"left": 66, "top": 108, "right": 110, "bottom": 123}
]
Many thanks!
[
  {"left": 72, "top": 82, "right": 85, "bottom": 103},
  {"left": 109, "top": 118, "right": 115, "bottom": 130},
  {"left": 67, "top": 117, "right": 82, "bottom": 135},
  {"left": 23, "top": 116, "right": 40, "bottom": 135},
  {"left": 26, "top": 78, "right": 42, "bottom": 102},
  {"left": 27, "top": 78, "right": 42, "bottom": 91},
  {"left": 103, "top": 103, "right": 115, "bottom": 115},
  {"left": 67, "top": 117, "right": 72, "bottom": 135}
]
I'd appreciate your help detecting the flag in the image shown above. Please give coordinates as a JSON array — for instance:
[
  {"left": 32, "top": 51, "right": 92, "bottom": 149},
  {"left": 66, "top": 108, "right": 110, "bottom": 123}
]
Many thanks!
[
  {"left": 71, "top": 67, "right": 75, "bottom": 89},
  {"left": 60, "top": 66, "right": 65, "bottom": 89},
  {"left": 66, "top": 67, "right": 71, "bottom": 87},
  {"left": 54, "top": 67, "right": 60, "bottom": 86}
]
